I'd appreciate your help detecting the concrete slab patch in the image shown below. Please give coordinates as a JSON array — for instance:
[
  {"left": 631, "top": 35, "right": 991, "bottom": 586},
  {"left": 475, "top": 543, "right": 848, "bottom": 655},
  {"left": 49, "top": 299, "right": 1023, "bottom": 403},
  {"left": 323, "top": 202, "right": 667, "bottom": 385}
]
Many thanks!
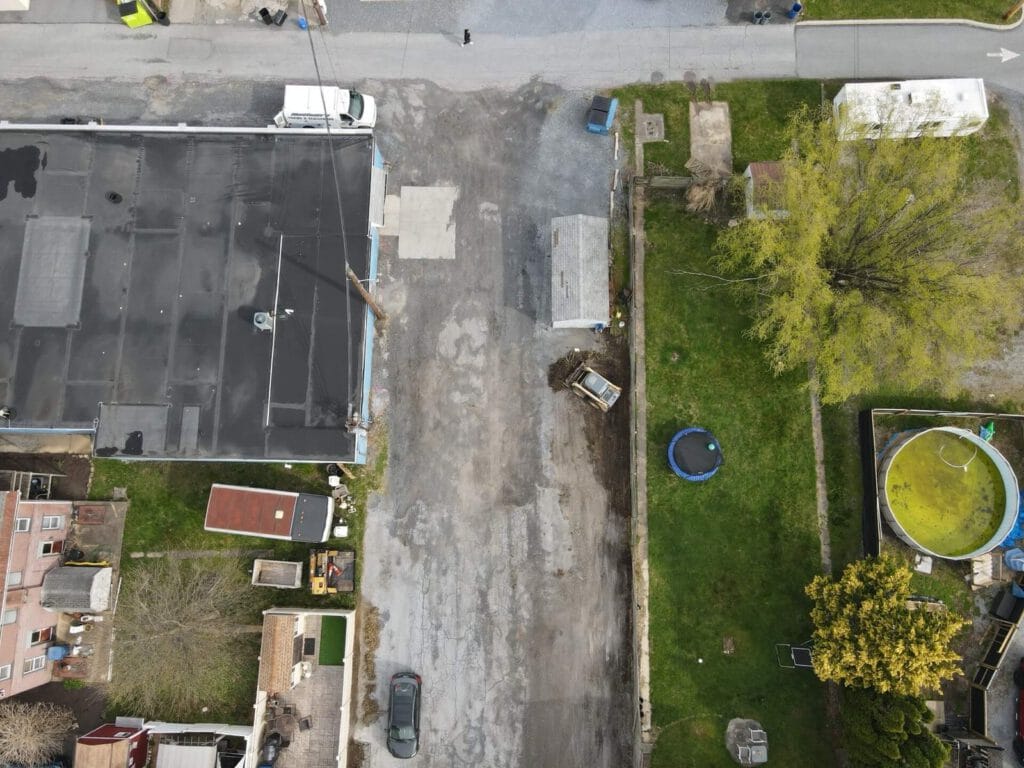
[
  {"left": 689, "top": 101, "right": 733, "bottom": 178},
  {"left": 380, "top": 193, "right": 401, "bottom": 237},
  {"left": 397, "top": 186, "right": 458, "bottom": 260},
  {"left": 639, "top": 113, "right": 665, "bottom": 142}
]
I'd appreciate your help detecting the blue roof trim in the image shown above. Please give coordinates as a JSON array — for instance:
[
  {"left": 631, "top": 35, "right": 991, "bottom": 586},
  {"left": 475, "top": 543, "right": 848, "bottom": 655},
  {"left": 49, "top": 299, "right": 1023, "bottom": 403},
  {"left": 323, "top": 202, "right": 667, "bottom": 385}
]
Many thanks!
[{"left": 354, "top": 211, "right": 381, "bottom": 466}]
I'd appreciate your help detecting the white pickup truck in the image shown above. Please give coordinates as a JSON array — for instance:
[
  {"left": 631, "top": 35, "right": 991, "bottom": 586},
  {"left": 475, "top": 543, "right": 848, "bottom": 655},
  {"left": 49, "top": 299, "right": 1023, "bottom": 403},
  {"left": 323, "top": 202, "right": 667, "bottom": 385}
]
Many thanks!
[{"left": 274, "top": 84, "right": 377, "bottom": 130}]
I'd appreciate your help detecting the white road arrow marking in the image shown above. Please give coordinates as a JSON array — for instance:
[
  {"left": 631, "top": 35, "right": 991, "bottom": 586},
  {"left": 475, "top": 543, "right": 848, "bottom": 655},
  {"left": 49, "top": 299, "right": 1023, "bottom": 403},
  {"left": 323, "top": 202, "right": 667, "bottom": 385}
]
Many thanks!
[{"left": 987, "top": 47, "right": 1021, "bottom": 63}]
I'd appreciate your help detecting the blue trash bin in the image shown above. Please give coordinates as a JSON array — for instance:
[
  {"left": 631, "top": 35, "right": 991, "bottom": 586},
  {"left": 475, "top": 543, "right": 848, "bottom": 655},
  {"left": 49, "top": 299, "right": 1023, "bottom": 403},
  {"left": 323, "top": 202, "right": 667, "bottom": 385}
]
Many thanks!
[{"left": 787, "top": 2, "right": 803, "bottom": 18}]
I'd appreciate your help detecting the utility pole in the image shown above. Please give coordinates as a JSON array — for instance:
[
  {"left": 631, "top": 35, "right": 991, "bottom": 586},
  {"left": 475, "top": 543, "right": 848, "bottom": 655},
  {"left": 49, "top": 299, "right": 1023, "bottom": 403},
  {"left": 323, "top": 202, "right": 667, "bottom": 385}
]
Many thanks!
[{"left": 346, "top": 265, "right": 387, "bottom": 324}]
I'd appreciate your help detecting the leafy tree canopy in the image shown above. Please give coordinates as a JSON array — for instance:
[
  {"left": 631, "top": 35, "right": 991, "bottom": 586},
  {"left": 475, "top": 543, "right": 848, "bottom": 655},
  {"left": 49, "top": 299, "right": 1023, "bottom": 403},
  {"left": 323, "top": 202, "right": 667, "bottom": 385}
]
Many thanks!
[
  {"left": 805, "top": 555, "right": 967, "bottom": 695},
  {"left": 716, "top": 105, "right": 1023, "bottom": 403},
  {"left": 842, "top": 687, "right": 949, "bottom": 768}
]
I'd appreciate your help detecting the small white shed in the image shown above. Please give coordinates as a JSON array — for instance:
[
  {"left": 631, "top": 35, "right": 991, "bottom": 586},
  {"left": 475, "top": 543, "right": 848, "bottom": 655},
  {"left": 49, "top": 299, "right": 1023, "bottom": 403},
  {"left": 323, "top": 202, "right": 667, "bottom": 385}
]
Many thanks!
[
  {"left": 551, "top": 214, "right": 610, "bottom": 330},
  {"left": 742, "top": 162, "right": 787, "bottom": 220},
  {"left": 833, "top": 78, "right": 988, "bottom": 140}
]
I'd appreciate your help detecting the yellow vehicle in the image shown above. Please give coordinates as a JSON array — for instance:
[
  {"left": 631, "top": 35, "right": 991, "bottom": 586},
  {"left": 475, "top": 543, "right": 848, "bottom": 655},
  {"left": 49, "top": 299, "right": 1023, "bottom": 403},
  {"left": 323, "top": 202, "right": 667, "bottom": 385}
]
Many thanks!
[
  {"left": 115, "top": 0, "right": 153, "bottom": 27},
  {"left": 309, "top": 549, "right": 354, "bottom": 595}
]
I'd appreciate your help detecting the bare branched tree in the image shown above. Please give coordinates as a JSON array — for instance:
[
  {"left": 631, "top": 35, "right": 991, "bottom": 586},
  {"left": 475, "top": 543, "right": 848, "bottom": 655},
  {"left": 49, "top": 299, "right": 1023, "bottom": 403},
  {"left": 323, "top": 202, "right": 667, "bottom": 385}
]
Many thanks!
[
  {"left": 0, "top": 701, "right": 76, "bottom": 766},
  {"left": 108, "top": 557, "right": 259, "bottom": 719}
]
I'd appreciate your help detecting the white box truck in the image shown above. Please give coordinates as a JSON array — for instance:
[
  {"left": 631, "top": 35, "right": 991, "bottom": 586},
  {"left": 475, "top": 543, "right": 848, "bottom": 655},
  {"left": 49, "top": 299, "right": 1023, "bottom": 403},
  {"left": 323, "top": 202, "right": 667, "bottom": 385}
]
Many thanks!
[
  {"left": 274, "top": 84, "right": 377, "bottom": 130},
  {"left": 833, "top": 78, "right": 988, "bottom": 141}
]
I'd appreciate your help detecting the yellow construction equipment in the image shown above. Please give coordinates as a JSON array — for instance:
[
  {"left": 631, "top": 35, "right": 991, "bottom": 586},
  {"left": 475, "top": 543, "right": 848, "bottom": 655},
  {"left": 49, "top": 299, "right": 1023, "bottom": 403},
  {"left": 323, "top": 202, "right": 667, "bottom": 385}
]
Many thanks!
[
  {"left": 115, "top": 0, "right": 153, "bottom": 27},
  {"left": 309, "top": 549, "right": 355, "bottom": 595}
]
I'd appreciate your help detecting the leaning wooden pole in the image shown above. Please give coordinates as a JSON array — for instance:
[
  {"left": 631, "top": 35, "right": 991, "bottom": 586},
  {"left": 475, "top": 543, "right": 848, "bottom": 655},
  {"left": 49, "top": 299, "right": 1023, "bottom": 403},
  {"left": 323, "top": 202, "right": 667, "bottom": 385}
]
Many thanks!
[
  {"left": 1005, "top": 0, "right": 1024, "bottom": 20},
  {"left": 346, "top": 265, "right": 387, "bottom": 324}
]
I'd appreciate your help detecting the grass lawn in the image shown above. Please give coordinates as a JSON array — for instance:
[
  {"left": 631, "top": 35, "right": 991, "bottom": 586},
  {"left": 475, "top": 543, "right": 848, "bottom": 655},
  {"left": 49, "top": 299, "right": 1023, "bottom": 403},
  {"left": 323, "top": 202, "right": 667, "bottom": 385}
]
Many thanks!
[
  {"left": 615, "top": 80, "right": 822, "bottom": 176},
  {"left": 319, "top": 615, "right": 348, "bottom": 666},
  {"left": 964, "top": 102, "right": 1021, "bottom": 201},
  {"left": 615, "top": 77, "right": 833, "bottom": 765},
  {"left": 92, "top": 440, "right": 385, "bottom": 722},
  {"left": 803, "top": 0, "right": 1012, "bottom": 24},
  {"left": 90, "top": 439, "right": 385, "bottom": 612},
  {"left": 644, "top": 201, "right": 830, "bottom": 766},
  {"left": 623, "top": 74, "right": 1020, "bottom": 766}
]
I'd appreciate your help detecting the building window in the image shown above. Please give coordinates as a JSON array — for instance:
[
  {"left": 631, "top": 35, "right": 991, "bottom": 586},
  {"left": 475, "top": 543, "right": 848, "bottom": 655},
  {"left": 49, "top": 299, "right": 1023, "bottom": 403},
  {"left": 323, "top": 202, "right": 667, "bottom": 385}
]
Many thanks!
[
  {"left": 41, "top": 516, "right": 63, "bottom": 531},
  {"left": 39, "top": 540, "right": 64, "bottom": 557},
  {"left": 29, "top": 627, "right": 55, "bottom": 646},
  {"left": 14, "top": 518, "right": 29, "bottom": 533},
  {"left": 1, "top": 610, "right": 16, "bottom": 626},
  {"left": 6, "top": 572, "right": 21, "bottom": 588},
  {"left": 0, "top": 665, "right": 10, "bottom": 682},
  {"left": 22, "top": 656, "right": 46, "bottom": 675}
]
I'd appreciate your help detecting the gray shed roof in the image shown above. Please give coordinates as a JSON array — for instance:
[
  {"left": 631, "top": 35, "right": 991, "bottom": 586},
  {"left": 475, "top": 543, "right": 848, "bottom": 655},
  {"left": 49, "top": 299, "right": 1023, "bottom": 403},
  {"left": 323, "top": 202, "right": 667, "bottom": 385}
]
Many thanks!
[
  {"left": 550, "top": 215, "right": 610, "bottom": 329},
  {"left": 291, "top": 494, "right": 333, "bottom": 543},
  {"left": 41, "top": 565, "right": 112, "bottom": 613}
]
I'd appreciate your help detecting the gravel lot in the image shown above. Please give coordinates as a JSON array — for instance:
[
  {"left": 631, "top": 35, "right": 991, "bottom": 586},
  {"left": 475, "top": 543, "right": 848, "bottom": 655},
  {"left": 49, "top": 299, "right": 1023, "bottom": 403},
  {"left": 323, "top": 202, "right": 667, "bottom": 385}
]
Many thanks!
[{"left": 353, "top": 81, "right": 633, "bottom": 767}]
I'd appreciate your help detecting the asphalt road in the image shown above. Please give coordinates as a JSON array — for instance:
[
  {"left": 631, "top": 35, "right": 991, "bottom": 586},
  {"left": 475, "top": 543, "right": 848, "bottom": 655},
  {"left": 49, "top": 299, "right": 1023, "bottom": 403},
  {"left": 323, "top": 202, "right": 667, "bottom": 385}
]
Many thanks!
[
  {"left": 1, "top": 17, "right": 1023, "bottom": 94},
  {"left": 0, "top": 23, "right": 798, "bottom": 91},
  {"left": 796, "top": 21, "right": 1024, "bottom": 88}
]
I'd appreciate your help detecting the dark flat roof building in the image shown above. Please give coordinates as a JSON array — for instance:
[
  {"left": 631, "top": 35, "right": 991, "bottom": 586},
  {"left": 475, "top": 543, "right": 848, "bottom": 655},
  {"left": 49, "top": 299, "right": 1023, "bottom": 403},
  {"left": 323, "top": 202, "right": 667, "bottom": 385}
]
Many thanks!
[{"left": 0, "top": 126, "right": 384, "bottom": 462}]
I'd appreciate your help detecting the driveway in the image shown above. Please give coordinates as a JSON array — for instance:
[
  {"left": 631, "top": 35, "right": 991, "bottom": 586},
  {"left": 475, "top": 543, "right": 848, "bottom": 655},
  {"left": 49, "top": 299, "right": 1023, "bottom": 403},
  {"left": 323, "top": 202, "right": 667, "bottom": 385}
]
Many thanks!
[{"left": 353, "top": 81, "right": 633, "bottom": 767}]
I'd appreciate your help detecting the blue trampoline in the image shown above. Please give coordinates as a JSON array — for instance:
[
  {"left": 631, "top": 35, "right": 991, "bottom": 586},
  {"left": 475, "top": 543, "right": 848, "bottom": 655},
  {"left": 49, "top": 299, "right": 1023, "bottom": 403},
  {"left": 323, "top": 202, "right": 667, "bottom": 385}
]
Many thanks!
[{"left": 668, "top": 427, "right": 723, "bottom": 482}]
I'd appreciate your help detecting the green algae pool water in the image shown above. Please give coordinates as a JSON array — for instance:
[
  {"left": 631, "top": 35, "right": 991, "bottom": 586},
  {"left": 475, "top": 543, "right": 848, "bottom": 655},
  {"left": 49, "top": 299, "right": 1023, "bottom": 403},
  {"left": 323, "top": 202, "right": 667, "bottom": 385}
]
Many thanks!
[{"left": 883, "top": 429, "right": 1007, "bottom": 558}]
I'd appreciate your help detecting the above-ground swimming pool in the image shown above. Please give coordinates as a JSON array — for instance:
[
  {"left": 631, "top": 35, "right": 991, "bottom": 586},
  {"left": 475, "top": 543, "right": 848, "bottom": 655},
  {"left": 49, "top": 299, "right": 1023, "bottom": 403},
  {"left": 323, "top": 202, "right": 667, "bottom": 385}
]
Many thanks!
[{"left": 878, "top": 426, "right": 1019, "bottom": 560}]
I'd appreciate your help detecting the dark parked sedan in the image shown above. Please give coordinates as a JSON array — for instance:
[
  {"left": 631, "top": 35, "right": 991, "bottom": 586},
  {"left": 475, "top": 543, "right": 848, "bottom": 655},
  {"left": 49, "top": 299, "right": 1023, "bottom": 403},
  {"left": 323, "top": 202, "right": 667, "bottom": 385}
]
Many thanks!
[{"left": 387, "top": 672, "right": 422, "bottom": 759}]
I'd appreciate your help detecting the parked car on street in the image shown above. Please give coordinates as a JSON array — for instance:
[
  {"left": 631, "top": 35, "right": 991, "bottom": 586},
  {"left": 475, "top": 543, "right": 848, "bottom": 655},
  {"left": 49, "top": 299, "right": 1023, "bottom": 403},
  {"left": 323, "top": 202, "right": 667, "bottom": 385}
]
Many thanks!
[{"left": 387, "top": 672, "right": 422, "bottom": 759}]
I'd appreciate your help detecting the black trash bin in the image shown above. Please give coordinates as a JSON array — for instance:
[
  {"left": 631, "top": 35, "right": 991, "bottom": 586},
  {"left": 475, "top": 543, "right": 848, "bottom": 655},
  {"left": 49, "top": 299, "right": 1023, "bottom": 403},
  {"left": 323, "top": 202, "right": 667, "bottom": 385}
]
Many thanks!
[
  {"left": 258, "top": 7, "right": 273, "bottom": 24},
  {"left": 273, "top": 9, "right": 288, "bottom": 25}
]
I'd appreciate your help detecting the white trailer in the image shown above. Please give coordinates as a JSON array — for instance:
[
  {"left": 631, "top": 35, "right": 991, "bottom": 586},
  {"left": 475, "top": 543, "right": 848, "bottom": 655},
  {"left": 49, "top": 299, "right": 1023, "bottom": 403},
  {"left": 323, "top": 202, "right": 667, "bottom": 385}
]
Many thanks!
[
  {"left": 833, "top": 78, "right": 988, "bottom": 140},
  {"left": 274, "top": 84, "right": 377, "bottom": 130}
]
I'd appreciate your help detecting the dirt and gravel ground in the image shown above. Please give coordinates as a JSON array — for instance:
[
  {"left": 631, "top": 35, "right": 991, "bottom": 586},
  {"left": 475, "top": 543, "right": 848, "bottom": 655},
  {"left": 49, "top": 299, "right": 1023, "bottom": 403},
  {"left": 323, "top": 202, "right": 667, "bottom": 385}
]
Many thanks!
[
  {"left": 0, "top": 453, "right": 91, "bottom": 499},
  {"left": 353, "top": 82, "right": 633, "bottom": 767},
  {"left": 961, "top": 87, "right": 1024, "bottom": 405}
]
